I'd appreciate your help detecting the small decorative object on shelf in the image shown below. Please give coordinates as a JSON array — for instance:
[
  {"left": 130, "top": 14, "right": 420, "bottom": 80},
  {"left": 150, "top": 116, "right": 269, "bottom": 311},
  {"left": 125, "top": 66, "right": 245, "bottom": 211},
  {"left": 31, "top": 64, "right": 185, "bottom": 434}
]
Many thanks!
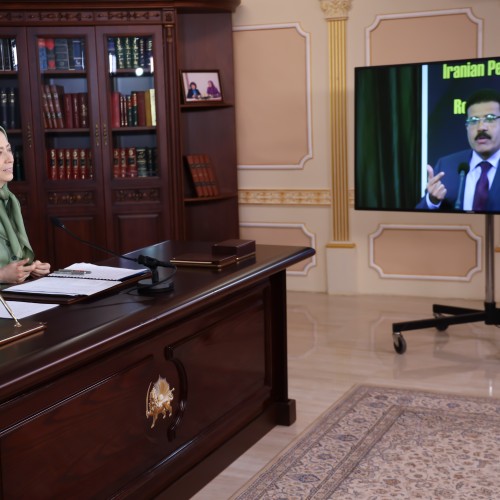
[{"left": 181, "top": 70, "right": 222, "bottom": 103}]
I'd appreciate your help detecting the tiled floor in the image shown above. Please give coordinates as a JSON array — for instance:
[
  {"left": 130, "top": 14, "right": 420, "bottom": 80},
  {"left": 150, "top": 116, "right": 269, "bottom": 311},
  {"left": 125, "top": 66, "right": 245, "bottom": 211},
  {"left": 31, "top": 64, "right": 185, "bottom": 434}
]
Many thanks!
[{"left": 192, "top": 291, "right": 500, "bottom": 498}]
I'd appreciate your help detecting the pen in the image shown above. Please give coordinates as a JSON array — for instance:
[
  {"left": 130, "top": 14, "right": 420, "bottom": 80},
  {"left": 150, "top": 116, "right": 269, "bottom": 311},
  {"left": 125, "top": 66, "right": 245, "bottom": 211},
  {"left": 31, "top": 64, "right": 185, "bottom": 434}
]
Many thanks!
[
  {"left": 0, "top": 293, "right": 21, "bottom": 327},
  {"left": 52, "top": 270, "right": 91, "bottom": 275}
]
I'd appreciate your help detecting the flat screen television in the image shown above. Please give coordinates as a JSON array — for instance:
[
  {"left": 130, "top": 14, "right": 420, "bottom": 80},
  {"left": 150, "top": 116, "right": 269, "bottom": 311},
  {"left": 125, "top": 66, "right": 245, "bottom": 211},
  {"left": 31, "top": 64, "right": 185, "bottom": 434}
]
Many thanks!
[{"left": 354, "top": 55, "right": 500, "bottom": 214}]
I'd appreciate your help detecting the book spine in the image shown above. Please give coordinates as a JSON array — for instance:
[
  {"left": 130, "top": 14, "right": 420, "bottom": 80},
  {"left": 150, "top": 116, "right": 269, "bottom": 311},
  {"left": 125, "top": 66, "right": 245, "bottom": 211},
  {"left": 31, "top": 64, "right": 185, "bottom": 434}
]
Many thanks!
[
  {"left": 57, "top": 148, "right": 65, "bottom": 179},
  {"left": 107, "top": 37, "right": 116, "bottom": 73},
  {"left": 45, "top": 38, "right": 56, "bottom": 69},
  {"left": 64, "top": 93, "right": 73, "bottom": 128},
  {"left": 111, "top": 91, "right": 121, "bottom": 128},
  {"left": 130, "top": 91, "right": 138, "bottom": 127},
  {"left": 78, "top": 93, "right": 88, "bottom": 128},
  {"left": 38, "top": 38, "right": 47, "bottom": 71},
  {"left": 47, "top": 148, "right": 57, "bottom": 180},
  {"left": 112, "top": 148, "right": 120, "bottom": 178},
  {"left": 44, "top": 84, "right": 56, "bottom": 128},
  {"left": 64, "top": 148, "right": 71, "bottom": 179},
  {"left": 40, "top": 86, "right": 51, "bottom": 129},
  {"left": 149, "top": 89, "right": 156, "bottom": 126},
  {"left": 71, "top": 39, "right": 84, "bottom": 70},
  {"left": 120, "top": 94, "right": 127, "bottom": 127},
  {"left": 71, "top": 148, "right": 79, "bottom": 179},
  {"left": 136, "top": 147, "right": 147, "bottom": 177},
  {"left": 186, "top": 155, "right": 205, "bottom": 197},
  {"left": 2, "top": 39, "right": 11, "bottom": 71},
  {"left": 54, "top": 38, "right": 70, "bottom": 70},
  {"left": 124, "top": 37, "right": 132, "bottom": 69},
  {"left": 119, "top": 148, "right": 127, "bottom": 177},
  {"left": 115, "top": 37, "right": 124, "bottom": 70},
  {"left": 0, "top": 88, "right": 7, "bottom": 128},
  {"left": 7, "top": 88, "right": 16, "bottom": 128},
  {"left": 79, "top": 148, "right": 88, "bottom": 179},
  {"left": 136, "top": 90, "right": 146, "bottom": 126},
  {"left": 126, "top": 147, "right": 137, "bottom": 177},
  {"left": 10, "top": 39, "right": 17, "bottom": 71},
  {"left": 71, "top": 93, "right": 80, "bottom": 128},
  {"left": 202, "top": 154, "right": 219, "bottom": 196},
  {"left": 50, "top": 84, "right": 65, "bottom": 128},
  {"left": 144, "top": 89, "right": 152, "bottom": 127}
]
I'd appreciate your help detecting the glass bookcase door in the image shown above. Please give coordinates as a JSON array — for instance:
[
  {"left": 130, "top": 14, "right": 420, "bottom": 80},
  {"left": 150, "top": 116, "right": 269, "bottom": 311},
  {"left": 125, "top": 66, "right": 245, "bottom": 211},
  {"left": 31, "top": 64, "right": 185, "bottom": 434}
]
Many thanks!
[
  {"left": 96, "top": 26, "right": 166, "bottom": 183},
  {"left": 0, "top": 30, "right": 30, "bottom": 183},
  {"left": 25, "top": 26, "right": 104, "bottom": 190}
]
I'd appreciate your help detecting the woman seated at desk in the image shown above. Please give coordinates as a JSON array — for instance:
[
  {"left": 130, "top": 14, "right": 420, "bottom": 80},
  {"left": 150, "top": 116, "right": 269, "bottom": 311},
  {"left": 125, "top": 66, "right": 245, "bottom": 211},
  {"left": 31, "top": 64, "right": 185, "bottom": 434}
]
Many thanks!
[{"left": 0, "top": 126, "right": 50, "bottom": 283}]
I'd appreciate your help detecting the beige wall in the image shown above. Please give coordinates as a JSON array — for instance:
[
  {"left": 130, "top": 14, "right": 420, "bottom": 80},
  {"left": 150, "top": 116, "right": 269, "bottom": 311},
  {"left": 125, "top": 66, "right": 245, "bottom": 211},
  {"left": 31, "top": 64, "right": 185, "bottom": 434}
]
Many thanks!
[{"left": 233, "top": 0, "right": 500, "bottom": 300}]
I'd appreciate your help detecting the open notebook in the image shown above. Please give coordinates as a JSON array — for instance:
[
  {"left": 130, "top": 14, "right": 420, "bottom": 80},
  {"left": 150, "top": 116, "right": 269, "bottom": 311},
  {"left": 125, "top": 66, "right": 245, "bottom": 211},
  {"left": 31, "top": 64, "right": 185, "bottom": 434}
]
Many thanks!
[{"left": 5, "top": 263, "right": 149, "bottom": 297}]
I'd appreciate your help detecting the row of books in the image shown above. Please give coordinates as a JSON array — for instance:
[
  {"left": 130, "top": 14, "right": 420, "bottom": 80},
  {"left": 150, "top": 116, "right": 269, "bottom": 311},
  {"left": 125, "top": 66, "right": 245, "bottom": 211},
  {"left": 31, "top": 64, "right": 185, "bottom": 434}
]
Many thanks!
[
  {"left": 112, "top": 147, "right": 158, "bottom": 178},
  {"left": 0, "top": 39, "right": 17, "bottom": 71},
  {"left": 108, "top": 36, "right": 153, "bottom": 72},
  {"left": 185, "top": 154, "right": 219, "bottom": 197},
  {"left": 0, "top": 88, "right": 18, "bottom": 129},
  {"left": 41, "top": 84, "right": 88, "bottom": 129},
  {"left": 47, "top": 148, "right": 93, "bottom": 181},
  {"left": 38, "top": 38, "right": 85, "bottom": 71},
  {"left": 110, "top": 90, "right": 156, "bottom": 128}
]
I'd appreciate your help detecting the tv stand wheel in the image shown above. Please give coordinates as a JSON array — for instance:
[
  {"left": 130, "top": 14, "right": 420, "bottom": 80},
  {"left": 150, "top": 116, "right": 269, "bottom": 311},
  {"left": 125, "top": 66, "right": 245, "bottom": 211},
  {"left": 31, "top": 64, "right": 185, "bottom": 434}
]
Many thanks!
[{"left": 393, "top": 332, "right": 407, "bottom": 354}]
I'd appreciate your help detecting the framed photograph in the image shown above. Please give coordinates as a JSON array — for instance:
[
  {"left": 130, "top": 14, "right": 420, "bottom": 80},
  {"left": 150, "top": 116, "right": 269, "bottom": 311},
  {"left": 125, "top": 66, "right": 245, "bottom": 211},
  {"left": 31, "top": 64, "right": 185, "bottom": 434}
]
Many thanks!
[{"left": 181, "top": 70, "right": 223, "bottom": 103}]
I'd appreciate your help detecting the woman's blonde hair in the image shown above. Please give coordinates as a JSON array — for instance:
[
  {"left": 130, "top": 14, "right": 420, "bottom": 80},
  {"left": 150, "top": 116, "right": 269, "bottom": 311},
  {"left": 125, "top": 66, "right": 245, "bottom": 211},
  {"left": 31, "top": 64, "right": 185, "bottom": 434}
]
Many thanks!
[{"left": 0, "top": 126, "right": 7, "bottom": 139}]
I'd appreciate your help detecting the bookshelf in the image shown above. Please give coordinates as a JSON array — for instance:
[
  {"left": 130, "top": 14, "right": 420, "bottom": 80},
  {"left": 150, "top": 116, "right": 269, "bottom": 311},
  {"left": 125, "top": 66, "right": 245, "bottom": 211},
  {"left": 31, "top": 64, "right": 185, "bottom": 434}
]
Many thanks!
[{"left": 0, "top": 0, "right": 240, "bottom": 268}]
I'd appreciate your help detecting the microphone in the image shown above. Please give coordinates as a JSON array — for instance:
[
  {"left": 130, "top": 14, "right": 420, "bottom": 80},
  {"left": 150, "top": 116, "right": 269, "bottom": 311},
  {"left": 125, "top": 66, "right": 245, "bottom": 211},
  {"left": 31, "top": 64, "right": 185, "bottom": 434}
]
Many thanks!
[
  {"left": 454, "top": 162, "right": 470, "bottom": 210},
  {"left": 50, "top": 217, "right": 175, "bottom": 292}
]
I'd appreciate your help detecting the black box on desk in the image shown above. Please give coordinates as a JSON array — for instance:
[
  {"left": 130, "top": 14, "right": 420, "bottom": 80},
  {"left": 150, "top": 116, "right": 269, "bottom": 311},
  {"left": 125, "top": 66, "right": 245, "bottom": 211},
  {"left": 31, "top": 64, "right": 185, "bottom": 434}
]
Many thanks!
[{"left": 212, "top": 239, "right": 256, "bottom": 261}]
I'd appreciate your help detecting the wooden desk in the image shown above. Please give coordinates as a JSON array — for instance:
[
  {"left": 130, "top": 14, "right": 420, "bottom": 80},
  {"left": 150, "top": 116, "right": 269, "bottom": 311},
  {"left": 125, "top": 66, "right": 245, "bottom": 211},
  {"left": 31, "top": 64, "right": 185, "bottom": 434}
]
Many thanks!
[{"left": 0, "top": 241, "right": 314, "bottom": 499}]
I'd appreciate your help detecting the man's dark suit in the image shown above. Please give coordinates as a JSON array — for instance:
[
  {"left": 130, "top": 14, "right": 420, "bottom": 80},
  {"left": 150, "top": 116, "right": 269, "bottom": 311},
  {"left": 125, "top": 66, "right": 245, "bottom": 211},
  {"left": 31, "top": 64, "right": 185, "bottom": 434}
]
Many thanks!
[{"left": 416, "top": 149, "right": 500, "bottom": 211}]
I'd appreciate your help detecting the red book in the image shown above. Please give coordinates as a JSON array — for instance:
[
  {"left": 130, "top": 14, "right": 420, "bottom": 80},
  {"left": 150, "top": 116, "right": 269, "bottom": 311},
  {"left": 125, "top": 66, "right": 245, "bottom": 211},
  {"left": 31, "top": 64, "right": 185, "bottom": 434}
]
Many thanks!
[
  {"left": 185, "top": 154, "right": 205, "bottom": 197},
  {"left": 79, "top": 149, "right": 87, "bottom": 179},
  {"left": 72, "top": 93, "right": 80, "bottom": 128},
  {"left": 40, "top": 86, "right": 52, "bottom": 129},
  {"left": 202, "top": 154, "right": 219, "bottom": 196},
  {"left": 47, "top": 148, "right": 57, "bottom": 180},
  {"left": 71, "top": 149, "right": 79, "bottom": 179},
  {"left": 50, "top": 84, "right": 65, "bottom": 128},
  {"left": 112, "top": 148, "right": 120, "bottom": 178},
  {"left": 43, "top": 84, "right": 56, "bottom": 128},
  {"left": 111, "top": 91, "right": 121, "bottom": 128},
  {"left": 126, "top": 147, "right": 137, "bottom": 177},
  {"left": 119, "top": 148, "right": 127, "bottom": 177},
  {"left": 57, "top": 149, "right": 66, "bottom": 179},
  {"left": 64, "top": 149, "right": 72, "bottom": 179},
  {"left": 78, "top": 93, "right": 88, "bottom": 128},
  {"left": 136, "top": 90, "right": 146, "bottom": 126},
  {"left": 64, "top": 93, "right": 73, "bottom": 128}
]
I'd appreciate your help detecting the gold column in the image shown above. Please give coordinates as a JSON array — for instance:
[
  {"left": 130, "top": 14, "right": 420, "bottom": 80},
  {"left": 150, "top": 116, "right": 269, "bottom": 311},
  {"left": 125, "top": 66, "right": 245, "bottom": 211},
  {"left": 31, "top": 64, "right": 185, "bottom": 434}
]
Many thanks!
[{"left": 320, "top": 0, "right": 354, "bottom": 247}]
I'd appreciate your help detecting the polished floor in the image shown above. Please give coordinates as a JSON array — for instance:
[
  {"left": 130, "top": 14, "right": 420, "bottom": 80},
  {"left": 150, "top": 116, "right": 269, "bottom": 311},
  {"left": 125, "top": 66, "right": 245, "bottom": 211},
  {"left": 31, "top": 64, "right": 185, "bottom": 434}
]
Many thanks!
[{"left": 193, "top": 291, "right": 500, "bottom": 499}]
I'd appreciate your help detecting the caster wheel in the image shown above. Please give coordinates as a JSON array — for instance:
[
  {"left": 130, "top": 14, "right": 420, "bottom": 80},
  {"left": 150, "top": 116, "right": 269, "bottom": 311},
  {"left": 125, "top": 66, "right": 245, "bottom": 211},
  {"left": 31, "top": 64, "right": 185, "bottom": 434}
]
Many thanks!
[
  {"left": 393, "top": 333, "right": 407, "bottom": 354},
  {"left": 434, "top": 313, "right": 448, "bottom": 331}
]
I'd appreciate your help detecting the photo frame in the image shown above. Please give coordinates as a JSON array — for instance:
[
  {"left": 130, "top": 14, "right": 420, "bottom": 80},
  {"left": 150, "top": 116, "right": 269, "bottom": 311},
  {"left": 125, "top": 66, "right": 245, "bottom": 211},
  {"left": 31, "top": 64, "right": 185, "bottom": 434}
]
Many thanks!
[{"left": 181, "top": 70, "right": 223, "bottom": 103}]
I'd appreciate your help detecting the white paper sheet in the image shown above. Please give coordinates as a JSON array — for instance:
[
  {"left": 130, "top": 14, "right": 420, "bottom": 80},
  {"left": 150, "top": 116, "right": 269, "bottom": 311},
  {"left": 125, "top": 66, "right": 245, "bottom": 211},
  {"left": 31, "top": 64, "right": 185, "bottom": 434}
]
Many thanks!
[{"left": 0, "top": 301, "right": 59, "bottom": 319}]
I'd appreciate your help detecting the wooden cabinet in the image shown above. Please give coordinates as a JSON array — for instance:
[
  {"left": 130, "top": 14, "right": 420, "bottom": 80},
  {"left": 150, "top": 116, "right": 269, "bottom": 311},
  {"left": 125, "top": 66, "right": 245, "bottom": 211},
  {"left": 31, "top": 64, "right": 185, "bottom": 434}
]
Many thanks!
[{"left": 0, "top": 0, "right": 240, "bottom": 268}]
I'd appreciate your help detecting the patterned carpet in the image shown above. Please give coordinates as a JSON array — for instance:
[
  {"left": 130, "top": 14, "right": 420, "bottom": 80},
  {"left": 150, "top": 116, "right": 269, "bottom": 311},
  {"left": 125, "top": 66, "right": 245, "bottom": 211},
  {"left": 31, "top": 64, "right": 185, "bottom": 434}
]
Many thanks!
[{"left": 231, "top": 385, "right": 500, "bottom": 499}]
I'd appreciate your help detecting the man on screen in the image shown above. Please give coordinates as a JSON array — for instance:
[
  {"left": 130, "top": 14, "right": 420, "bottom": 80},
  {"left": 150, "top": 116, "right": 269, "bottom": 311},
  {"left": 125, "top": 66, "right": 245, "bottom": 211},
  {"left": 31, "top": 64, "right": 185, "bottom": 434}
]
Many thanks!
[{"left": 417, "top": 88, "right": 500, "bottom": 211}]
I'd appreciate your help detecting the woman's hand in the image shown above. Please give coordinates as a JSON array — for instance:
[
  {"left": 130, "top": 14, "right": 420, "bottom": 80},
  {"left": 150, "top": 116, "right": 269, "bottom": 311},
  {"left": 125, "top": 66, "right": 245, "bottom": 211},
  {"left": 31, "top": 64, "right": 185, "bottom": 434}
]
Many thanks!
[
  {"left": 30, "top": 260, "right": 51, "bottom": 278},
  {"left": 0, "top": 258, "right": 36, "bottom": 284}
]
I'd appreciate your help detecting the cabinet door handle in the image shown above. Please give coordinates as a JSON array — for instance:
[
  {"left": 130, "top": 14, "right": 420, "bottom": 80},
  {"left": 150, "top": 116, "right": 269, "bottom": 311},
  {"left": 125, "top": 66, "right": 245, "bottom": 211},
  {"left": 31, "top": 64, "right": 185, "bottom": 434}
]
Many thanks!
[
  {"left": 94, "top": 123, "right": 100, "bottom": 147},
  {"left": 103, "top": 123, "right": 108, "bottom": 147},
  {"left": 146, "top": 376, "right": 175, "bottom": 429}
]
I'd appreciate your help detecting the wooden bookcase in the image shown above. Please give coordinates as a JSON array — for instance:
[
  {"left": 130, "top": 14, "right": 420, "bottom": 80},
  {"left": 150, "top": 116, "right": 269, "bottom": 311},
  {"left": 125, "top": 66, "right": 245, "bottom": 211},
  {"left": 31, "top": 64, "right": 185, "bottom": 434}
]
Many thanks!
[{"left": 0, "top": 0, "right": 240, "bottom": 268}]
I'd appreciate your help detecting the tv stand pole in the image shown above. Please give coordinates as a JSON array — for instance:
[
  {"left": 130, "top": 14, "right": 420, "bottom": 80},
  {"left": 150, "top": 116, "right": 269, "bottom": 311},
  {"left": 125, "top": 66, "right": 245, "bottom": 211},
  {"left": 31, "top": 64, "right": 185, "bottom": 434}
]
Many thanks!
[{"left": 392, "top": 213, "right": 499, "bottom": 354}]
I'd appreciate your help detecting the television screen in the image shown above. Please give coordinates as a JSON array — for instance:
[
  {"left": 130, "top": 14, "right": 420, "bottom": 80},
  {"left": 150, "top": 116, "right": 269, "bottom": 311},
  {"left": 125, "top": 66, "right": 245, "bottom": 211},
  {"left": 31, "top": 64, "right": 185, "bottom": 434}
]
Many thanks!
[{"left": 354, "top": 55, "right": 500, "bottom": 213}]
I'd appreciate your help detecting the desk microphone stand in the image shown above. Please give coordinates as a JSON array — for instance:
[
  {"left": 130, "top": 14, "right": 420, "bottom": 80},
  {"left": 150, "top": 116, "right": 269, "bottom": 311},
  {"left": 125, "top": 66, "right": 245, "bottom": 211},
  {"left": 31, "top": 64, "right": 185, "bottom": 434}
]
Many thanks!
[
  {"left": 393, "top": 214, "right": 499, "bottom": 354},
  {"left": 0, "top": 292, "right": 46, "bottom": 346}
]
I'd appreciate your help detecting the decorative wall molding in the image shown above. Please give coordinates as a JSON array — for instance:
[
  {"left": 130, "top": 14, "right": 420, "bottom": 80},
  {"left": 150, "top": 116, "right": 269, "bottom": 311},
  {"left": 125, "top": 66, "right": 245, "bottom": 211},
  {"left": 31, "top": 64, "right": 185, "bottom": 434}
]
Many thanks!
[
  {"left": 365, "top": 9, "right": 483, "bottom": 65},
  {"left": 240, "top": 221, "right": 316, "bottom": 275},
  {"left": 369, "top": 224, "right": 482, "bottom": 281},
  {"left": 238, "top": 189, "right": 331, "bottom": 206},
  {"left": 319, "top": 0, "right": 353, "bottom": 20},
  {"left": 233, "top": 23, "right": 312, "bottom": 170}
]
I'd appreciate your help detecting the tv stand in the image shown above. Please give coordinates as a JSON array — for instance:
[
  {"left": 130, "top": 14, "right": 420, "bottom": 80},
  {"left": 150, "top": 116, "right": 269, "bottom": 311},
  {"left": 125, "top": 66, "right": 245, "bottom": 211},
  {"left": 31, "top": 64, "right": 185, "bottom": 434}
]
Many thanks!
[{"left": 392, "top": 214, "right": 500, "bottom": 354}]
